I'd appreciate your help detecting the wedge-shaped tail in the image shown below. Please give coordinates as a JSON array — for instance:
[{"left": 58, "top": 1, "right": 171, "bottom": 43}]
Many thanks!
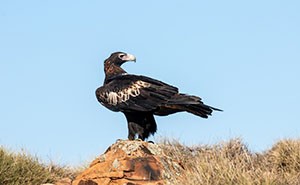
[{"left": 155, "top": 94, "right": 222, "bottom": 118}]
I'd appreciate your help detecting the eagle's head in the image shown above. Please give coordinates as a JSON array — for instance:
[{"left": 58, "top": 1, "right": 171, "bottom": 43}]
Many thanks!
[
  {"left": 103, "top": 52, "right": 136, "bottom": 83},
  {"left": 104, "top": 52, "right": 136, "bottom": 67}
]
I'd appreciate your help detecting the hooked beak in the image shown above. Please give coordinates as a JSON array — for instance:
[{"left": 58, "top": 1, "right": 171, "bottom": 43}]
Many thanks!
[{"left": 123, "top": 53, "right": 136, "bottom": 62}]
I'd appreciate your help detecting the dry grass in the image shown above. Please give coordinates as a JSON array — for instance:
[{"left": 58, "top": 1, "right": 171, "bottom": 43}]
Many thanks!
[
  {"left": 1, "top": 138, "right": 299, "bottom": 185},
  {"left": 160, "top": 138, "right": 300, "bottom": 185},
  {"left": 0, "top": 147, "right": 76, "bottom": 185}
]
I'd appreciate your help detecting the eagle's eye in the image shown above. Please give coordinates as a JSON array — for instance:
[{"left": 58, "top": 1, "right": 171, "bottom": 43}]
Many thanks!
[{"left": 118, "top": 54, "right": 125, "bottom": 60}]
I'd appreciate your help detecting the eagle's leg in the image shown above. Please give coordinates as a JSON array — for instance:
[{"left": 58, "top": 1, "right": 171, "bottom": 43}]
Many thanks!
[
  {"left": 124, "top": 112, "right": 157, "bottom": 141},
  {"left": 127, "top": 121, "right": 145, "bottom": 141},
  {"left": 137, "top": 133, "right": 146, "bottom": 141},
  {"left": 127, "top": 122, "right": 136, "bottom": 140}
]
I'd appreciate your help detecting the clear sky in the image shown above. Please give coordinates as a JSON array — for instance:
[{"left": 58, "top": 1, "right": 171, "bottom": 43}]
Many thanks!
[{"left": 0, "top": 1, "right": 299, "bottom": 166}]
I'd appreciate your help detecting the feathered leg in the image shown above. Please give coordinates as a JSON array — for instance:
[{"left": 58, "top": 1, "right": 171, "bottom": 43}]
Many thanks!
[{"left": 124, "top": 112, "right": 157, "bottom": 141}]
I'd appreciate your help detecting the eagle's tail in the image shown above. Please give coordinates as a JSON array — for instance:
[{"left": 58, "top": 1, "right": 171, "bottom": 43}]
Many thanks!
[
  {"left": 183, "top": 102, "right": 222, "bottom": 118},
  {"left": 156, "top": 94, "right": 222, "bottom": 118}
]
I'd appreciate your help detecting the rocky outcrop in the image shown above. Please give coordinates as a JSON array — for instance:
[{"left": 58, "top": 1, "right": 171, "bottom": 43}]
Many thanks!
[{"left": 71, "top": 140, "right": 184, "bottom": 185}]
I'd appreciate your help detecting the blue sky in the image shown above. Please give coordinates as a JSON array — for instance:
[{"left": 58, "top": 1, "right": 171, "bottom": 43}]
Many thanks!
[{"left": 0, "top": 1, "right": 299, "bottom": 165}]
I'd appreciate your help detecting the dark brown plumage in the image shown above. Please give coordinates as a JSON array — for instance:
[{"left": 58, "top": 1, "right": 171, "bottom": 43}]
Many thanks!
[{"left": 96, "top": 52, "right": 222, "bottom": 140}]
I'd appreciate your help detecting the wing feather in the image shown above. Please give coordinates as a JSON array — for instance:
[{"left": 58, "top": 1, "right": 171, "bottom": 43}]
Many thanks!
[{"left": 95, "top": 74, "right": 178, "bottom": 112}]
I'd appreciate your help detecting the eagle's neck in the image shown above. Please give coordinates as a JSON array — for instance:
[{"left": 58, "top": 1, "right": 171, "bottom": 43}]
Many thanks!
[{"left": 104, "top": 61, "right": 127, "bottom": 84}]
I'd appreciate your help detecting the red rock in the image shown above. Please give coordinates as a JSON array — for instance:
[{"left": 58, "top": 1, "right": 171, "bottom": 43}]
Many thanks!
[{"left": 72, "top": 140, "right": 183, "bottom": 185}]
